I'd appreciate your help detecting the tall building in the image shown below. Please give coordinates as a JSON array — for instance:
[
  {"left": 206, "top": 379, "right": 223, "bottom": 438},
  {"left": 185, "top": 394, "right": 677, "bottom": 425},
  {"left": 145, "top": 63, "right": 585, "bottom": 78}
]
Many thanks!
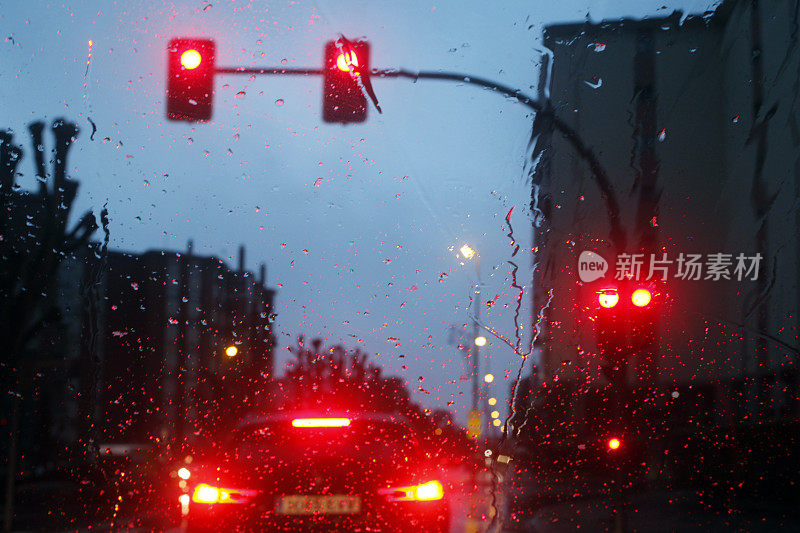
[
  {"left": 59, "top": 243, "right": 276, "bottom": 444},
  {"left": 525, "top": 0, "right": 799, "bottom": 425}
]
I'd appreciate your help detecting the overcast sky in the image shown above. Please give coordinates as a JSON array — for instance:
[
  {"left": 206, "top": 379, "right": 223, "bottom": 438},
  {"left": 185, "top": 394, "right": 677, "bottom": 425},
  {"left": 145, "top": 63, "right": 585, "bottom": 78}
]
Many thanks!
[{"left": 1, "top": 0, "right": 721, "bottom": 423}]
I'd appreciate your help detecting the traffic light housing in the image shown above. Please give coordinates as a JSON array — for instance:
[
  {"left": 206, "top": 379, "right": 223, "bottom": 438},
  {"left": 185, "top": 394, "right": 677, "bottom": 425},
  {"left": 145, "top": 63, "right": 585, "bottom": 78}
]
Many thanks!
[
  {"left": 591, "top": 281, "right": 659, "bottom": 360},
  {"left": 323, "top": 40, "right": 369, "bottom": 123},
  {"left": 167, "top": 38, "right": 216, "bottom": 121}
]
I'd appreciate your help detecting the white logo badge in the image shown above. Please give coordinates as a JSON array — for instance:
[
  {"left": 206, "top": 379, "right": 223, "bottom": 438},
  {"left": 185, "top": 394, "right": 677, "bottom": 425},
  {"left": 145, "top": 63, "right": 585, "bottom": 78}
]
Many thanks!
[{"left": 578, "top": 251, "right": 608, "bottom": 282}]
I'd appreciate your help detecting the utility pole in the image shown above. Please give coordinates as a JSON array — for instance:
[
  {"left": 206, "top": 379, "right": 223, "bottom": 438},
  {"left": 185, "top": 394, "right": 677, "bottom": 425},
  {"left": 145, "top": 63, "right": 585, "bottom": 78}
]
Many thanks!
[{"left": 472, "top": 254, "right": 481, "bottom": 412}]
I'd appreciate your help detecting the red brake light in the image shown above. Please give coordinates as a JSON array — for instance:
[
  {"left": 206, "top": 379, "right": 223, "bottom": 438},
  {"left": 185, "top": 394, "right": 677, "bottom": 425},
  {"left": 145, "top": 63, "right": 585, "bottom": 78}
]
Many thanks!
[
  {"left": 291, "top": 417, "right": 351, "bottom": 428},
  {"left": 379, "top": 480, "right": 444, "bottom": 502},
  {"left": 192, "top": 484, "right": 220, "bottom": 504},
  {"left": 631, "top": 289, "right": 652, "bottom": 307},
  {"left": 191, "top": 483, "right": 256, "bottom": 504},
  {"left": 598, "top": 288, "right": 619, "bottom": 308}
]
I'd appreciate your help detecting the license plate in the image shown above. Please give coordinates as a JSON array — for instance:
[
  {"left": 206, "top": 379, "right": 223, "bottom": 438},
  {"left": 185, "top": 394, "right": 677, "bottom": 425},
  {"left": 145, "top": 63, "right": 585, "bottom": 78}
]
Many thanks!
[{"left": 276, "top": 495, "right": 362, "bottom": 515}]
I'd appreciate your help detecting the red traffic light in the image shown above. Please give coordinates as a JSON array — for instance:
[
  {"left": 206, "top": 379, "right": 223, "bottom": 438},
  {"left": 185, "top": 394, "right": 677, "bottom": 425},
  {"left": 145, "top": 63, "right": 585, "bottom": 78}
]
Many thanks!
[
  {"left": 323, "top": 40, "right": 369, "bottom": 123},
  {"left": 336, "top": 50, "right": 360, "bottom": 72},
  {"left": 180, "top": 49, "right": 203, "bottom": 70},
  {"left": 598, "top": 288, "right": 620, "bottom": 308},
  {"left": 167, "top": 38, "right": 216, "bottom": 122},
  {"left": 592, "top": 282, "right": 660, "bottom": 357},
  {"left": 607, "top": 437, "right": 622, "bottom": 451},
  {"left": 631, "top": 288, "right": 652, "bottom": 307}
]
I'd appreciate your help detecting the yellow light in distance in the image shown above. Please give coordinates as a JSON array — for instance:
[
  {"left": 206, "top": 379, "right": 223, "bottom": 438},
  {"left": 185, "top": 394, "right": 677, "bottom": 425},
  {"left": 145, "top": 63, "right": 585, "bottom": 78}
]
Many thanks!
[
  {"left": 225, "top": 345, "right": 238, "bottom": 357},
  {"left": 460, "top": 245, "right": 475, "bottom": 259}
]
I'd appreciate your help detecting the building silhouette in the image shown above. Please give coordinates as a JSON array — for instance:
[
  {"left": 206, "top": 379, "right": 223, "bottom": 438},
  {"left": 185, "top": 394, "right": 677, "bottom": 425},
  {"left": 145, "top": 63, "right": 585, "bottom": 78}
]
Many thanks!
[
  {"left": 522, "top": 0, "right": 799, "bottom": 436},
  {"left": 58, "top": 243, "right": 276, "bottom": 446}
]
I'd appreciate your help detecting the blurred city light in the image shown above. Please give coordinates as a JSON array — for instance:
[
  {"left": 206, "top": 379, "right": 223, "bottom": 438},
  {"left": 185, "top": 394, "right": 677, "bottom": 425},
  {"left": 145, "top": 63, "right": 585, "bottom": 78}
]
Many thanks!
[{"left": 460, "top": 245, "right": 476, "bottom": 259}]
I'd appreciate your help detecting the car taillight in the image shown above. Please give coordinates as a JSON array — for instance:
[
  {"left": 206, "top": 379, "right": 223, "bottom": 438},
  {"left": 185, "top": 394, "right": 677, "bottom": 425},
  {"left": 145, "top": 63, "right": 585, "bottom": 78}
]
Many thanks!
[
  {"left": 191, "top": 483, "right": 257, "bottom": 504},
  {"left": 379, "top": 480, "right": 444, "bottom": 502},
  {"left": 291, "top": 417, "right": 351, "bottom": 428}
]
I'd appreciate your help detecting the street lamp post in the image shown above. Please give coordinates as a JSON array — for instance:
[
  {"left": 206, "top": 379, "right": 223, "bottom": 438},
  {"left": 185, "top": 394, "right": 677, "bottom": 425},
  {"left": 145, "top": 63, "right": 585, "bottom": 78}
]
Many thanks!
[{"left": 460, "top": 245, "right": 481, "bottom": 412}]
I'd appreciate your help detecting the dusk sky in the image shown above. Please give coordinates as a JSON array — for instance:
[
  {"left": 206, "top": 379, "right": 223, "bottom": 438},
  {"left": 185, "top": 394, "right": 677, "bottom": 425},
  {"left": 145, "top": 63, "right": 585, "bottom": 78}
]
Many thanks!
[{"left": 1, "top": 0, "right": 721, "bottom": 423}]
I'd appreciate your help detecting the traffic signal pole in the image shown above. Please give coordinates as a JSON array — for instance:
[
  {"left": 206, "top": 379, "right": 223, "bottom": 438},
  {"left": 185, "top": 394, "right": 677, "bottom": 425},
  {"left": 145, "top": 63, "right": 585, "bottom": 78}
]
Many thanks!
[
  {"left": 216, "top": 67, "right": 322, "bottom": 75},
  {"left": 471, "top": 253, "right": 481, "bottom": 412}
]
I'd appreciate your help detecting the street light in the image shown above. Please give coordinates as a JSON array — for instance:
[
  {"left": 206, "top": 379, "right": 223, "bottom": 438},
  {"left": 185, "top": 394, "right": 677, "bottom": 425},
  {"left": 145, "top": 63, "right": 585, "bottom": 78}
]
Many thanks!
[
  {"left": 460, "top": 245, "right": 476, "bottom": 259},
  {"left": 224, "top": 345, "right": 238, "bottom": 358},
  {"left": 484, "top": 373, "right": 494, "bottom": 384},
  {"left": 474, "top": 336, "right": 487, "bottom": 347}
]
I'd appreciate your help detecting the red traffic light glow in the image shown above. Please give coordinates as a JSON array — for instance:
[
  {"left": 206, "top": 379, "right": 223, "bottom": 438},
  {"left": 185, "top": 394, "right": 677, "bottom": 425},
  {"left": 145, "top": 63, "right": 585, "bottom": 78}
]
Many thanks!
[
  {"left": 598, "top": 288, "right": 620, "bottom": 308},
  {"left": 631, "top": 288, "right": 652, "bottom": 307},
  {"left": 336, "top": 51, "right": 359, "bottom": 72},
  {"left": 167, "top": 38, "right": 216, "bottom": 122},
  {"left": 323, "top": 40, "right": 369, "bottom": 123},
  {"left": 180, "top": 49, "right": 202, "bottom": 70},
  {"left": 607, "top": 437, "right": 621, "bottom": 450}
]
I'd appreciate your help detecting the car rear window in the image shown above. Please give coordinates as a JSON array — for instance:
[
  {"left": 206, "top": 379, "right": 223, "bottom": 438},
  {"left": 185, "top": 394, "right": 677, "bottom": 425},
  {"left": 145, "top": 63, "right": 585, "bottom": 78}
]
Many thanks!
[{"left": 232, "top": 419, "right": 419, "bottom": 458}]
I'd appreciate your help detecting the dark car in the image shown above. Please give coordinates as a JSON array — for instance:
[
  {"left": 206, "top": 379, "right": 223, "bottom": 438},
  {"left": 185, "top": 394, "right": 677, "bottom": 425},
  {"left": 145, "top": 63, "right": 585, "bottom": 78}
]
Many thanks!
[{"left": 182, "top": 412, "right": 451, "bottom": 532}]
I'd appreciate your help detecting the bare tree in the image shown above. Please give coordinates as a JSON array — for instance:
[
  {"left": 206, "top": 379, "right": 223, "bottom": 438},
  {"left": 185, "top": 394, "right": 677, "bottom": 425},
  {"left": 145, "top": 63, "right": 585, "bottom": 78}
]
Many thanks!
[{"left": 0, "top": 119, "right": 102, "bottom": 532}]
